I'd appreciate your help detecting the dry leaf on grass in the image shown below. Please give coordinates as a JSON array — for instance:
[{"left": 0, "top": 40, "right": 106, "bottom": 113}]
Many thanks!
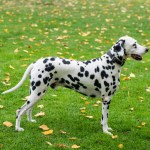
[
  {"left": 141, "top": 122, "right": 146, "bottom": 126},
  {"left": 46, "top": 141, "right": 52, "bottom": 146},
  {"left": 35, "top": 112, "right": 45, "bottom": 117},
  {"left": 146, "top": 87, "right": 150, "bottom": 92},
  {"left": 42, "top": 129, "right": 53, "bottom": 135},
  {"left": 118, "top": 144, "right": 124, "bottom": 149},
  {"left": 129, "top": 73, "right": 135, "bottom": 78},
  {"left": 0, "top": 105, "right": 4, "bottom": 109},
  {"left": 71, "top": 144, "right": 80, "bottom": 149},
  {"left": 39, "top": 125, "right": 49, "bottom": 131},
  {"left": 112, "top": 135, "right": 118, "bottom": 139},
  {"left": 68, "top": 137, "right": 78, "bottom": 140},
  {"left": 22, "top": 96, "right": 30, "bottom": 101},
  {"left": 3, "top": 121, "right": 13, "bottom": 127},
  {"left": 4, "top": 76, "right": 10, "bottom": 82},
  {"left": 56, "top": 144, "right": 68, "bottom": 148},
  {"left": 85, "top": 116, "right": 93, "bottom": 119},
  {"left": 59, "top": 130, "right": 67, "bottom": 134},
  {"left": 37, "top": 104, "right": 44, "bottom": 109},
  {"left": 9, "top": 65, "right": 15, "bottom": 70}
]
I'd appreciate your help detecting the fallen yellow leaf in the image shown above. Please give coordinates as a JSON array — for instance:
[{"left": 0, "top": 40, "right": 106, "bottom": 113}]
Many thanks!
[
  {"left": 129, "top": 73, "right": 135, "bottom": 78},
  {"left": 112, "top": 135, "right": 118, "bottom": 139},
  {"left": 85, "top": 116, "right": 93, "bottom": 119},
  {"left": 56, "top": 144, "right": 68, "bottom": 148},
  {"left": 71, "top": 144, "right": 80, "bottom": 149},
  {"left": 141, "top": 122, "right": 146, "bottom": 126},
  {"left": 46, "top": 141, "right": 52, "bottom": 146},
  {"left": 68, "top": 137, "right": 77, "bottom": 140},
  {"left": 146, "top": 87, "right": 150, "bottom": 92},
  {"left": 80, "top": 97, "right": 87, "bottom": 100},
  {"left": 130, "top": 107, "right": 134, "bottom": 111},
  {"left": 4, "top": 77, "right": 10, "bottom": 82},
  {"left": 39, "top": 125, "right": 49, "bottom": 131},
  {"left": 81, "top": 109, "right": 86, "bottom": 113},
  {"left": 0, "top": 105, "right": 4, "bottom": 109},
  {"left": 37, "top": 104, "right": 44, "bottom": 109},
  {"left": 118, "top": 144, "right": 123, "bottom": 149},
  {"left": 22, "top": 96, "right": 30, "bottom": 101},
  {"left": 35, "top": 112, "right": 45, "bottom": 117},
  {"left": 3, "top": 121, "right": 13, "bottom": 127},
  {"left": 59, "top": 130, "right": 67, "bottom": 134},
  {"left": 42, "top": 129, "right": 53, "bottom": 135},
  {"left": 9, "top": 65, "right": 15, "bottom": 70},
  {"left": 85, "top": 101, "right": 90, "bottom": 105}
]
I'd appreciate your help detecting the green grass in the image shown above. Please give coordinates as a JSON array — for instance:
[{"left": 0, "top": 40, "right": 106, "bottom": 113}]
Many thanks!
[{"left": 0, "top": 0, "right": 150, "bottom": 149}]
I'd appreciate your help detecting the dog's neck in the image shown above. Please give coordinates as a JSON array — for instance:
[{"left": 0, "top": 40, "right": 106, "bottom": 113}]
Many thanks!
[{"left": 106, "top": 49, "right": 126, "bottom": 66}]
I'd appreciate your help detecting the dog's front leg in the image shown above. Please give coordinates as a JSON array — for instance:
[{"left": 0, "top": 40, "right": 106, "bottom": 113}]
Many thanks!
[{"left": 101, "top": 96, "right": 112, "bottom": 135}]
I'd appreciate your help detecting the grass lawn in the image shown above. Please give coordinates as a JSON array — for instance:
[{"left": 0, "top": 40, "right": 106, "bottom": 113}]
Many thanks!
[{"left": 0, "top": 0, "right": 150, "bottom": 149}]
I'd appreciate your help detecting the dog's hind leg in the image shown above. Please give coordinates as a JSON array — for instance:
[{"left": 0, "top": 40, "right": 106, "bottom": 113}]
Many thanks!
[
  {"left": 26, "top": 108, "right": 36, "bottom": 123},
  {"left": 15, "top": 93, "right": 43, "bottom": 131}
]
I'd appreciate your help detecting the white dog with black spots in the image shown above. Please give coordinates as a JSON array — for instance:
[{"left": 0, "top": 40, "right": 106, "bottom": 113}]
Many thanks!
[{"left": 2, "top": 36, "right": 148, "bottom": 135}]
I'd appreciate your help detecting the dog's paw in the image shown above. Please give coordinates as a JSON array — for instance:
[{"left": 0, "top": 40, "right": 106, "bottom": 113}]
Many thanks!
[
  {"left": 16, "top": 127, "right": 24, "bottom": 132},
  {"left": 108, "top": 127, "right": 113, "bottom": 131},
  {"left": 30, "top": 119, "right": 36, "bottom": 123},
  {"left": 103, "top": 130, "right": 113, "bottom": 136}
]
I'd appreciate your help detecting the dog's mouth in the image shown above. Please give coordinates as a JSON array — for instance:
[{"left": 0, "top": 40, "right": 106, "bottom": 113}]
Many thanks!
[{"left": 131, "top": 54, "right": 142, "bottom": 61}]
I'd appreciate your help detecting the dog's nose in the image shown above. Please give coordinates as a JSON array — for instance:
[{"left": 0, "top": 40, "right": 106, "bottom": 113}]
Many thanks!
[{"left": 145, "top": 48, "right": 149, "bottom": 53}]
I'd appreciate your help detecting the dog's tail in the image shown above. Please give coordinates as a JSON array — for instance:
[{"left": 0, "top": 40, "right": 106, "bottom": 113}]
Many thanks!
[{"left": 2, "top": 63, "right": 34, "bottom": 94}]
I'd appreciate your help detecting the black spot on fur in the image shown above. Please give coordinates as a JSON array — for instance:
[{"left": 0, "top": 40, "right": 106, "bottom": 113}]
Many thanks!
[
  {"left": 80, "top": 66, "right": 85, "bottom": 72},
  {"left": 31, "top": 81, "right": 35, "bottom": 86},
  {"left": 101, "top": 70, "right": 108, "bottom": 79},
  {"left": 78, "top": 72, "right": 83, "bottom": 77},
  {"left": 114, "top": 44, "right": 121, "bottom": 52},
  {"left": 27, "top": 101, "right": 30, "bottom": 104},
  {"left": 90, "top": 94, "right": 96, "bottom": 98},
  {"left": 95, "top": 66, "right": 100, "bottom": 73},
  {"left": 55, "top": 78, "right": 59, "bottom": 81},
  {"left": 37, "top": 92, "right": 41, "bottom": 96},
  {"left": 38, "top": 74, "right": 42, "bottom": 78},
  {"left": 65, "top": 80, "right": 70, "bottom": 84},
  {"left": 68, "top": 74, "right": 75, "bottom": 82},
  {"left": 62, "top": 59, "right": 71, "bottom": 64},
  {"left": 94, "top": 79, "right": 101, "bottom": 89},
  {"left": 59, "top": 78, "right": 65, "bottom": 84},
  {"left": 36, "top": 81, "right": 41, "bottom": 86},
  {"left": 77, "top": 82, "right": 87, "bottom": 89},
  {"left": 71, "top": 83, "right": 80, "bottom": 90},
  {"left": 50, "top": 57, "right": 55, "bottom": 61},
  {"left": 32, "top": 86, "right": 36, "bottom": 91},
  {"left": 90, "top": 74, "right": 95, "bottom": 80},
  {"left": 108, "top": 91, "right": 112, "bottom": 96},
  {"left": 104, "top": 81, "right": 109, "bottom": 87},
  {"left": 43, "top": 77, "right": 49, "bottom": 84},
  {"left": 74, "top": 77, "right": 80, "bottom": 82},
  {"left": 83, "top": 60, "right": 91, "bottom": 65},
  {"left": 85, "top": 71, "right": 89, "bottom": 77},
  {"left": 105, "top": 87, "right": 109, "bottom": 92},
  {"left": 45, "top": 65, "right": 55, "bottom": 72},
  {"left": 43, "top": 58, "right": 49, "bottom": 63}
]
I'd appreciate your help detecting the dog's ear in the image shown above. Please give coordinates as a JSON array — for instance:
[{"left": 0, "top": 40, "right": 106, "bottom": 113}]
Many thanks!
[
  {"left": 114, "top": 40, "right": 125, "bottom": 52},
  {"left": 119, "top": 40, "right": 125, "bottom": 47}
]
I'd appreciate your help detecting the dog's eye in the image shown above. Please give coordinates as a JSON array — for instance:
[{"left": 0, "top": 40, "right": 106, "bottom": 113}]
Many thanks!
[{"left": 132, "top": 43, "right": 137, "bottom": 48}]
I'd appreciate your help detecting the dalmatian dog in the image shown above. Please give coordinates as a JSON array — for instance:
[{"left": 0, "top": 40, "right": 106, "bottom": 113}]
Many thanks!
[{"left": 2, "top": 36, "right": 148, "bottom": 135}]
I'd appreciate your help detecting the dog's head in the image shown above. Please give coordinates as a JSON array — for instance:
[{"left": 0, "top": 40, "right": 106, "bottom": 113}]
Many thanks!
[{"left": 118, "top": 36, "right": 148, "bottom": 61}]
